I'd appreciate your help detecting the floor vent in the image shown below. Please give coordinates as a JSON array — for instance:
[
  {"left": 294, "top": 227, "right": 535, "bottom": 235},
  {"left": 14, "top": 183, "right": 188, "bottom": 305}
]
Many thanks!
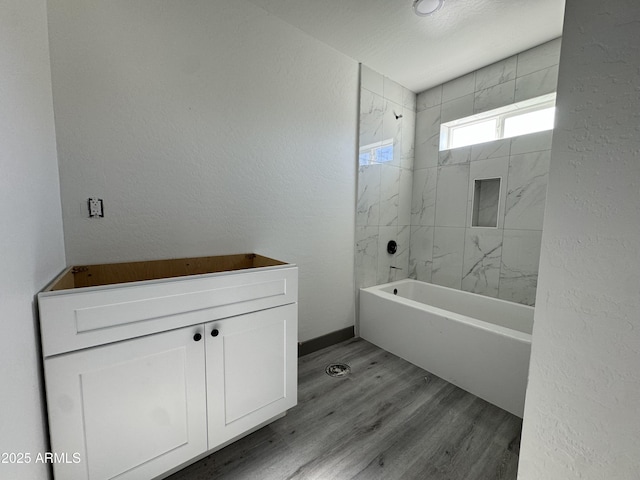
[{"left": 325, "top": 363, "right": 351, "bottom": 377}]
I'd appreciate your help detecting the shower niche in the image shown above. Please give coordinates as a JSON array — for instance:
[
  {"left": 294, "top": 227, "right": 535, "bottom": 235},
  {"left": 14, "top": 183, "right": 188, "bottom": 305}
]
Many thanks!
[{"left": 471, "top": 177, "right": 501, "bottom": 228}]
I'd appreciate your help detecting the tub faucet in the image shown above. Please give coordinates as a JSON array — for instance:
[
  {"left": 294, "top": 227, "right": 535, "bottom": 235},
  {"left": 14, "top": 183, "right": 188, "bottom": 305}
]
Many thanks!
[{"left": 389, "top": 265, "right": 403, "bottom": 282}]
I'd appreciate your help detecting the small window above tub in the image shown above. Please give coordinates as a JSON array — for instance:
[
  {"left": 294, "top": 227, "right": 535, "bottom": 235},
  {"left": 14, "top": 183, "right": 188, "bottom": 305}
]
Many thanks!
[
  {"left": 472, "top": 178, "right": 501, "bottom": 228},
  {"left": 439, "top": 93, "right": 556, "bottom": 150},
  {"left": 359, "top": 138, "right": 394, "bottom": 166}
]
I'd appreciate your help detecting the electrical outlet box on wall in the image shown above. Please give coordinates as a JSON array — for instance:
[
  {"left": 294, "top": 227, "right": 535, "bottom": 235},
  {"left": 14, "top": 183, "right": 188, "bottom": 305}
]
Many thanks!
[{"left": 88, "top": 198, "right": 104, "bottom": 218}]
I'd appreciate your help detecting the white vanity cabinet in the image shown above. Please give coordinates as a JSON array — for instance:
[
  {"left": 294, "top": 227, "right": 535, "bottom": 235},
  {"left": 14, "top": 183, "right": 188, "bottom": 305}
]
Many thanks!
[
  {"left": 38, "top": 254, "right": 298, "bottom": 480},
  {"left": 44, "top": 324, "right": 208, "bottom": 480},
  {"left": 205, "top": 303, "right": 297, "bottom": 447}
]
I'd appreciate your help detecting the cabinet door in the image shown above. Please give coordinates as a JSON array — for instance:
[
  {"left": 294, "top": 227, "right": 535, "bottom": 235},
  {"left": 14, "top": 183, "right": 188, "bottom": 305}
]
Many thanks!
[
  {"left": 44, "top": 326, "right": 207, "bottom": 480},
  {"left": 206, "top": 304, "right": 298, "bottom": 448}
]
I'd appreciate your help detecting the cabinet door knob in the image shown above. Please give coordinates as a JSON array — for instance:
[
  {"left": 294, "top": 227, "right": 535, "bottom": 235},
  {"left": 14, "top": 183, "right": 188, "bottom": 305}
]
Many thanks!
[
  {"left": 211, "top": 329, "right": 219, "bottom": 337},
  {"left": 193, "top": 333, "right": 202, "bottom": 342}
]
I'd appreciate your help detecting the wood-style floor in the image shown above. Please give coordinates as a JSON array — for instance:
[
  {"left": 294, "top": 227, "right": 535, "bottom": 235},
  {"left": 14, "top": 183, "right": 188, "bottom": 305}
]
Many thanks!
[{"left": 168, "top": 338, "right": 522, "bottom": 480}]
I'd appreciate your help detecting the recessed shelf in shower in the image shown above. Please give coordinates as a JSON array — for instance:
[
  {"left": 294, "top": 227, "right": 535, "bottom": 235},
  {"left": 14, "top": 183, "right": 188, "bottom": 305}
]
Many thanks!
[{"left": 472, "top": 177, "right": 501, "bottom": 228}]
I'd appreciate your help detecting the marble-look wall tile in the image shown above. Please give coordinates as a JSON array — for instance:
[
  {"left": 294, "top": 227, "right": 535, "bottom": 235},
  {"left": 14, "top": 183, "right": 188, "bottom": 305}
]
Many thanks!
[
  {"left": 394, "top": 225, "right": 411, "bottom": 280},
  {"left": 402, "top": 88, "right": 417, "bottom": 111},
  {"left": 361, "top": 64, "right": 383, "bottom": 96},
  {"left": 432, "top": 227, "right": 465, "bottom": 289},
  {"left": 382, "top": 100, "right": 403, "bottom": 166},
  {"left": 439, "top": 146, "right": 471, "bottom": 166},
  {"left": 435, "top": 164, "right": 470, "bottom": 227},
  {"left": 474, "top": 80, "right": 516, "bottom": 114},
  {"left": 499, "top": 229, "right": 543, "bottom": 306},
  {"left": 402, "top": 40, "right": 560, "bottom": 304},
  {"left": 504, "top": 151, "right": 551, "bottom": 230},
  {"left": 379, "top": 165, "right": 400, "bottom": 226},
  {"left": 400, "top": 108, "right": 416, "bottom": 170},
  {"left": 470, "top": 138, "right": 512, "bottom": 162},
  {"left": 461, "top": 230, "right": 503, "bottom": 297},
  {"left": 467, "top": 157, "right": 509, "bottom": 229},
  {"left": 515, "top": 65, "right": 559, "bottom": 102},
  {"left": 359, "top": 40, "right": 559, "bottom": 297},
  {"left": 516, "top": 38, "right": 562, "bottom": 78},
  {"left": 475, "top": 56, "right": 517, "bottom": 91},
  {"left": 360, "top": 89, "right": 384, "bottom": 147},
  {"left": 358, "top": 69, "right": 416, "bottom": 288},
  {"left": 377, "top": 226, "right": 400, "bottom": 284},
  {"left": 414, "top": 105, "right": 441, "bottom": 169},
  {"left": 398, "top": 168, "right": 412, "bottom": 226},
  {"left": 355, "top": 226, "right": 379, "bottom": 289},
  {"left": 411, "top": 167, "right": 437, "bottom": 226},
  {"left": 442, "top": 72, "right": 476, "bottom": 103},
  {"left": 510, "top": 130, "right": 553, "bottom": 155},
  {"left": 384, "top": 77, "right": 404, "bottom": 106},
  {"left": 416, "top": 86, "right": 442, "bottom": 112},
  {"left": 441, "top": 94, "right": 474, "bottom": 123},
  {"left": 409, "top": 226, "right": 434, "bottom": 282},
  {"left": 357, "top": 164, "right": 381, "bottom": 226}
]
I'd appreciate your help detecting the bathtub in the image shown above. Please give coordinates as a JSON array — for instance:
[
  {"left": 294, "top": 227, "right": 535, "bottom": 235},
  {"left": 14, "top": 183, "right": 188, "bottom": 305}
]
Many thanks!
[{"left": 359, "top": 279, "right": 533, "bottom": 417}]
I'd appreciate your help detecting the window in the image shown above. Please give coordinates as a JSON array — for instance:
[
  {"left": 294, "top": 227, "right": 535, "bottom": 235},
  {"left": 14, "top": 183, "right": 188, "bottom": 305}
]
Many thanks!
[
  {"left": 440, "top": 93, "right": 556, "bottom": 150},
  {"left": 359, "top": 138, "right": 394, "bottom": 166},
  {"left": 450, "top": 119, "right": 497, "bottom": 150},
  {"left": 503, "top": 106, "right": 555, "bottom": 138}
]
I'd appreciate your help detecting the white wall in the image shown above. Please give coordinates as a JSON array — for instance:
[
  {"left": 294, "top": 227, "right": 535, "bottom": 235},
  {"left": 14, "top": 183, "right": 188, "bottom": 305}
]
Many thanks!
[
  {"left": 0, "top": 0, "right": 66, "bottom": 478},
  {"left": 519, "top": 0, "right": 640, "bottom": 478},
  {"left": 48, "top": 0, "right": 359, "bottom": 342}
]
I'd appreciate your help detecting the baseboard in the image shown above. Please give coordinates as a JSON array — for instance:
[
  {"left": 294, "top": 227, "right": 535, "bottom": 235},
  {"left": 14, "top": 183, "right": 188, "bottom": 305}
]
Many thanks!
[{"left": 298, "top": 326, "right": 355, "bottom": 357}]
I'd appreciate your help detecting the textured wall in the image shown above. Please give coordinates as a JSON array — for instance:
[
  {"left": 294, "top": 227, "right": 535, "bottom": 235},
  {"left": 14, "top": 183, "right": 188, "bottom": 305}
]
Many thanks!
[
  {"left": 410, "top": 39, "right": 561, "bottom": 305},
  {"left": 356, "top": 65, "right": 416, "bottom": 289},
  {"left": 48, "top": 0, "right": 359, "bottom": 342},
  {"left": 519, "top": 0, "right": 640, "bottom": 478},
  {"left": 0, "top": 0, "right": 66, "bottom": 478}
]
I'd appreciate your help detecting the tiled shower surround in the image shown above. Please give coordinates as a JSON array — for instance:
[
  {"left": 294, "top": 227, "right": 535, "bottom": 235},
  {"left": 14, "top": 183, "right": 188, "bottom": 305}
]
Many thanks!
[
  {"left": 356, "top": 68, "right": 417, "bottom": 287},
  {"left": 356, "top": 38, "right": 561, "bottom": 306}
]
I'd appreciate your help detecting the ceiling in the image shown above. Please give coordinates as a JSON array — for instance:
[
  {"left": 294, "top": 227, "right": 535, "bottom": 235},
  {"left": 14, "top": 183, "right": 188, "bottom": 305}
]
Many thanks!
[{"left": 246, "top": 0, "right": 566, "bottom": 93}]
